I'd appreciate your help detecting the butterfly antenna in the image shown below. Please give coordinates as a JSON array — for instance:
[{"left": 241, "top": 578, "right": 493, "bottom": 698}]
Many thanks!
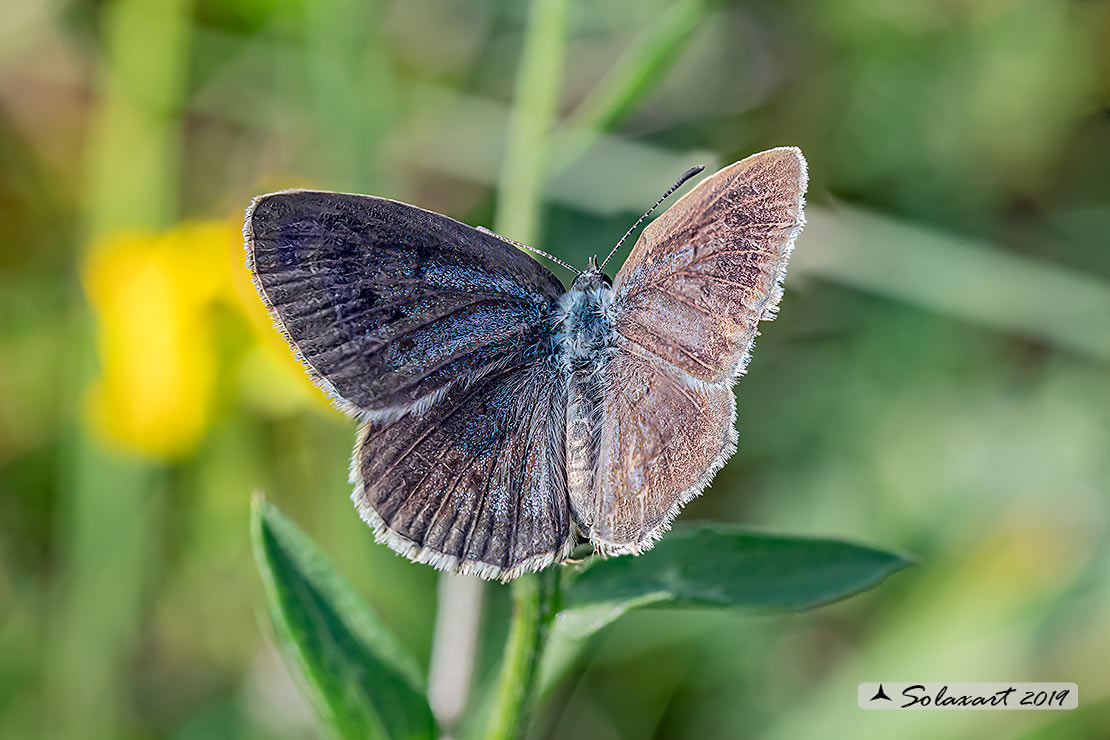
[
  {"left": 476, "top": 226, "right": 582, "bottom": 276},
  {"left": 599, "top": 165, "right": 705, "bottom": 272}
]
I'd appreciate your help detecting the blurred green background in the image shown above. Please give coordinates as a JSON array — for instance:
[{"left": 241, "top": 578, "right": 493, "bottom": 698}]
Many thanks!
[{"left": 2, "top": 0, "right": 1109, "bottom": 738}]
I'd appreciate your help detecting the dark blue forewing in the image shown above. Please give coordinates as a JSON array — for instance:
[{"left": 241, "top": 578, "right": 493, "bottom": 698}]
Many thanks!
[
  {"left": 245, "top": 190, "right": 564, "bottom": 418},
  {"left": 352, "top": 360, "right": 572, "bottom": 580}
]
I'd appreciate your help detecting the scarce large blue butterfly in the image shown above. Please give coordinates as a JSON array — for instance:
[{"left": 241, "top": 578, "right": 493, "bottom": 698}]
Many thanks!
[{"left": 244, "top": 147, "right": 807, "bottom": 581}]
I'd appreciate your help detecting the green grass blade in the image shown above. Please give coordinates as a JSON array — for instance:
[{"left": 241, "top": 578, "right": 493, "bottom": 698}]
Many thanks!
[
  {"left": 250, "top": 493, "right": 436, "bottom": 740},
  {"left": 557, "top": 0, "right": 707, "bottom": 167},
  {"left": 556, "top": 523, "right": 912, "bottom": 640},
  {"left": 494, "top": 0, "right": 573, "bottom": 245},
  {"left": 799, "top": 205, "right": 1110, "bottom": 363},
  {"left": 568, "top": 0, "right": 705, "bottom": 131}
]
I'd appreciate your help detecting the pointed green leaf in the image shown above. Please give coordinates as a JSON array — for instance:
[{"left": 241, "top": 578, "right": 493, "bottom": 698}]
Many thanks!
[
  {"left": 557, "top": 523, "right": 912, "bottom": 640},
  {"left": 251, "top": 493, "right": 436, "bottom": 740}
]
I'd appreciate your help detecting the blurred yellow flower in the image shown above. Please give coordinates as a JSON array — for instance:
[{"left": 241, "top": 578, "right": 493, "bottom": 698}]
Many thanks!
[
  {"left": 83, "top": 223, "right": 233, "bottom": 459},
  {"left": 224, "top": 225, "right": 340, "bottom": 418},
  {"left": 82, "top": 217, "right": 341, "bottom": 460}
]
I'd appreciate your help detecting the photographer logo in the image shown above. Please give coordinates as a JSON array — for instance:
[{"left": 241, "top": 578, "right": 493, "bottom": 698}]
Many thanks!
[{"left": 858, "top": 683, "right": 1077, "bottom": 710}]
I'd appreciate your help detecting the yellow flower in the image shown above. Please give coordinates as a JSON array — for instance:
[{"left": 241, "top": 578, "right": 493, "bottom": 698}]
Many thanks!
[
  {"left": 83, "top": 223, "right": 232, "bottom": 459},
  {"left": 82, "top": 218, "right": 340, "bottom": 460},
  {"left": 225, "top": 228, "right": 339, "bottom": 418}
]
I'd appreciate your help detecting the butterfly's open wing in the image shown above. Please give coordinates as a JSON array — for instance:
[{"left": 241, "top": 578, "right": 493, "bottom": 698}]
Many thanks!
[
  {"left": 353, "top": 362, "right": 571, "bottom": 580},
  {"left": 246, "top": 191, "right": 572, "bottom": 578},
  {"left": 579, "top": 147, "right": 807, "bottom": 554},
  {"left": 612, "top": 147, "right": 807, "bottom": 383},
  {"left": 581, "top": 347, "right": 737, "bottom": 555},
  {"left": 245, "top": 190, "right": 564, "bottom": 420}
]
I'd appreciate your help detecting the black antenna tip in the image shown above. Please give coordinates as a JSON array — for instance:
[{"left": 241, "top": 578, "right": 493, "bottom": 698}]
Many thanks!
[
  {"left": 598, "top": 164, "right": 709, "bottom": 271},
  {"left": 676, "top": 165, "right": 705, "bottom": 186}
]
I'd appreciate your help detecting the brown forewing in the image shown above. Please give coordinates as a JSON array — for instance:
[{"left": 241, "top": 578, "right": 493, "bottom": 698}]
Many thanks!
[{"left": 612, "top": 147, "right": 807, "bottom": 383}]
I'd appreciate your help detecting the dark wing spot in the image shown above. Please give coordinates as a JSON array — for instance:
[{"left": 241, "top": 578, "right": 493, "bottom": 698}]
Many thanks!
[
  {"left": 277, "top": 244, "right": 299, "bottom": 267},
  {"left": 414, "top": 244, "right": 432, "bottom": 278}
]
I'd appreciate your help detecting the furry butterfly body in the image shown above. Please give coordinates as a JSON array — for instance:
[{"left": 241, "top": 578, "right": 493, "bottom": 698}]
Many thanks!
[{"left": 245, "top": 147, "right": 807, "bottom": 580}]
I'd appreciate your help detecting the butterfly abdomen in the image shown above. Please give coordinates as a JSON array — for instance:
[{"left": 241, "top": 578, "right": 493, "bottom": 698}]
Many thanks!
[{"left": 556, "top": 272, "right": 617, "bottom": 530}]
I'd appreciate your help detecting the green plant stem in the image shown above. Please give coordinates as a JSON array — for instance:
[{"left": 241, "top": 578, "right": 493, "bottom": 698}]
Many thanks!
[
  {"left": 486, "top": 571, "right": 560, "bottom": 740},
  {"left": 47, "top": 1, "right": 190, "bottom": 738},
  {"left": 494, "top": 0, "right": 572, "bottom": 244},
  {"left": 427, "top": 573, "right": 484, "bottom": 731},
  {"left": 471, "top": 1, "right": 572, "bottom": 735}
]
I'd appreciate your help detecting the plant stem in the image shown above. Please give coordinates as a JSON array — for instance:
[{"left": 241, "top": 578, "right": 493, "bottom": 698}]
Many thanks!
[
  {"left": 494, "top": 0, "right": 572, "bottom": 245},
  {"left": 485, "top": 1, "right": 570, "bottom": 732},
  {"left": 47, "top": 1, "right": 190, "bottom": 738},
  {"left": 427, "top": 573, "right": 485, "bottom": 731},
  {"left": 486, "top": 571, "right": 560, "bottom": 740}
]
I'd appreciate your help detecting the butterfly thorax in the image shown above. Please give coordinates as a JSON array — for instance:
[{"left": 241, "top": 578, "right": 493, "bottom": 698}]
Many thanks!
[{"left": 556, "top": 267, "right": 616, "bottom": 373}]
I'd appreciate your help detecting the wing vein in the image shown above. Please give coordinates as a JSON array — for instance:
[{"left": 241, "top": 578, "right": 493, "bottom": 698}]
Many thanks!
[
  {"left": 616, "top": 323, "right": 716, "bottom": 373},
  {"left": 369, "top": 366, "right": 519, "bottom": 500}
]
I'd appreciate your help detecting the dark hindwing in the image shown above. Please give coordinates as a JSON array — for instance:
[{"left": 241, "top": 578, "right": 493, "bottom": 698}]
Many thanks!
[
  {"left": 353, "top": 362, "right": 572, "bottom": 580},
  {"left": 245, "top": 190, "right": 564, "bottom": 418}
]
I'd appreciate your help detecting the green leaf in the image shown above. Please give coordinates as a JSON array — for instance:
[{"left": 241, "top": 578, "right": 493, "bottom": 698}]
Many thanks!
[
  {"left": 557, "top": 523, "right": 912, "bottom": 640},
  {"left": 250, "top": 493, "right": 436, "bottom": 740}
]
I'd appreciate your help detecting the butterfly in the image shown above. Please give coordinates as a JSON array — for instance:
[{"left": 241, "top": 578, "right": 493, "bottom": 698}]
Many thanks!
[{"left": 244, "top": 147, "right": 807, "bottom": 581}]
